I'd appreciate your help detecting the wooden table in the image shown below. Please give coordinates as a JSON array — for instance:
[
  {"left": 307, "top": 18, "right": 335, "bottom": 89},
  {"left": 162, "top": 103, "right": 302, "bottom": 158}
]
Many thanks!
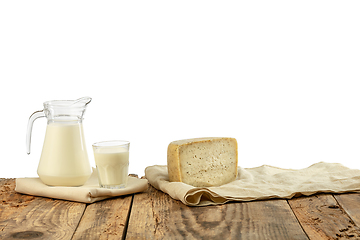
[{"left": 1, "top": 178, "right": 360, "bottom": 239}]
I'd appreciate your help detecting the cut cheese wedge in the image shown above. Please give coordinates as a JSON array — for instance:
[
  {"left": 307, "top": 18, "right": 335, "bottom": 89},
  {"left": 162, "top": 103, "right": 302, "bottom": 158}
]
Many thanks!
[{"left": 167, "top": 137, "right": 238, "bottom": 187}]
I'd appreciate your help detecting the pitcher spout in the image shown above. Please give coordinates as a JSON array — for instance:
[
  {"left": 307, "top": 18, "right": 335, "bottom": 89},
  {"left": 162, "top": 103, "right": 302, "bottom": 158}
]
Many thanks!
[
  {"left": 71, "top": 96, "right": 92, "bottom": 107},
  {"left": 42, "top": 96, "right": 92, "bottom": 123}
]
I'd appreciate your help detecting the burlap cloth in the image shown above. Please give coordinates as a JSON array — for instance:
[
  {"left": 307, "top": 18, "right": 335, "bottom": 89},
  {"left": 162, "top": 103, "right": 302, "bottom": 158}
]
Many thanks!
[
  {"left": 15, "top": 168, "right": 148, "bottom": 203},
  {"left": 145, "top": 162, "right": 360, "bottom": 206}
]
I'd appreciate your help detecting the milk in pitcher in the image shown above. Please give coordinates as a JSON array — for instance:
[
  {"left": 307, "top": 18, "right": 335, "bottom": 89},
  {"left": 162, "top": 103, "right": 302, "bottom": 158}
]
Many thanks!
[{"left": 37, "top": 121, "right": 92, "bottom": 186}]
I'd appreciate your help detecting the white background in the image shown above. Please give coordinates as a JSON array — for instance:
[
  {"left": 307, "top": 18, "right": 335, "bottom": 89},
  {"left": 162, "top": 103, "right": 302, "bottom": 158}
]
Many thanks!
[{"left": 1, "top": 1, "right": 359, "bottom": 178}]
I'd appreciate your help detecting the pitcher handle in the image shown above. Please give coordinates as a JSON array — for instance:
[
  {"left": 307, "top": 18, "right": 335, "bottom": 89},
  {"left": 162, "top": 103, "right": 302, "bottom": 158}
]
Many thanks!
[{"left": 26, "top": 110, "right": 45, "bottom": 155}]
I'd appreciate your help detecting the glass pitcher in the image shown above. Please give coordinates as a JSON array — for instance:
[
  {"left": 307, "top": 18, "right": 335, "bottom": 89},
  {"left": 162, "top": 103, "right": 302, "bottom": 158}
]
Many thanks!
[{"left": 26, "top": 97, "right": 92, "bottom": 186}]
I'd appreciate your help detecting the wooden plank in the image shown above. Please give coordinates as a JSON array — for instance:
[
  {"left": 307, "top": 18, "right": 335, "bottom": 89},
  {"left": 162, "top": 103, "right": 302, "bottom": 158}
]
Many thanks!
[
  {"left": 126, "top": 185, "right": 308, "bottom": 240},
  {"left": 334, "top": 193, "right": 360, "bottom": 227},
  {"left": 0, "top": 195, "right": 86, "bottom": 239},
  {"left": 288, "top": 194, "right": 360, "bottom": 239},
  {"left": 72, "top": 195, "right": 133, "bottom": 240},
  {"left": 0, "top": 179, "right": 37, "bottom": 231},
  {"left": 1, "top": 178, "right": 86, "bottom": 239}
]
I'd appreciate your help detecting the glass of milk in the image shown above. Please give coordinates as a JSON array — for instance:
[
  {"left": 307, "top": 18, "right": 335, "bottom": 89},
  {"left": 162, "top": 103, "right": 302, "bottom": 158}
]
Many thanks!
[{"left": 92, "top": 140, "right": 130, "bottom": 189}]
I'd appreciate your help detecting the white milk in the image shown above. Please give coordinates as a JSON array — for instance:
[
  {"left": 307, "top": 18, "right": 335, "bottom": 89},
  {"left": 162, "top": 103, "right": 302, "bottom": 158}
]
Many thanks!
[
  {"left": 37, "top": 122, "right": 92, "bottom": 186},
  {"left": 94, "top": 146, "right": 129, "bottom": 188}
]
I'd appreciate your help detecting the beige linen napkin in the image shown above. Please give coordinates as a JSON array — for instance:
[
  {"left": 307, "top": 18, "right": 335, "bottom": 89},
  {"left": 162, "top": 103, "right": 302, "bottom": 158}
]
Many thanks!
[
  {"left": 15, "top": 169, "right": 148, "bottom": 203},
  {"left": 145, "top": 162, "right": 360, "bottom": 206}
]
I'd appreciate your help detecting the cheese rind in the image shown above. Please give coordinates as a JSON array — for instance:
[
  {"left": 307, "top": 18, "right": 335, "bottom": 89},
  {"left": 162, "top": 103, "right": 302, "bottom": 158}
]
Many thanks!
[{"left": 167, "top": 137, "right": 238, "bottom": 187}]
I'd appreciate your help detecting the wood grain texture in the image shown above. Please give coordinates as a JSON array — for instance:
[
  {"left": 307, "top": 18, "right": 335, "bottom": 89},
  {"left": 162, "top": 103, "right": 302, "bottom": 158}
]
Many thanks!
[
  {"left": 334, "top": 193, "right": 360, "bottom": 228},
  {"left": 0, "top": 179, "right": 37, "bottom": 231},
  {"left": 4, "top": 178, "right": 360, "bottom": 239},
  {"left": 0, "top": 194, "right": 86, "bottom": 239},
  {"left": 288, "top": 194, "right": 360, "bottom": 239},
  {"left": 126, "top": 185, "right": 308, "bottom": 240},
  {"left": 72, "top": 195, "right": 133, "bottom": 240}
]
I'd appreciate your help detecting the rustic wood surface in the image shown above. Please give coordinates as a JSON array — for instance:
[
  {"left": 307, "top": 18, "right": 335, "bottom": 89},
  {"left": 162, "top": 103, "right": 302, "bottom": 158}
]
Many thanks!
[
  {"left": 334, "top": 193, "right": 360, "bottom": 228},
  {"left": 288, "top": 194, "right": 360, "bottom": 239},
  {"left": 72, "top": 195, "right": 132, "bottom": 240},
  {"left": 1, "top": 178, "right": 360, "bottom": 240},
  {"left": 127, "top": 185, "right": 308, "bottom": 240},
  {"left": 0, "top": 179, "right": 86, "bottom": 239}
]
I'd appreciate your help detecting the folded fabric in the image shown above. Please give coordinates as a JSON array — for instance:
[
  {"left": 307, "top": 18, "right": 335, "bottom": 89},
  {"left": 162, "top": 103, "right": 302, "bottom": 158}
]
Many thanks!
[
  {"left": 145, "top": 162, "right": 360, "bottom": 206},
  {"left": 15, "top": 168, "right": 148, "bottom": 203}
]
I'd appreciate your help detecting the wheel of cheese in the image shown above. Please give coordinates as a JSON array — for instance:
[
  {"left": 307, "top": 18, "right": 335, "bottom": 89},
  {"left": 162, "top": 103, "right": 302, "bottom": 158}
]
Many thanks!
[{"left": 167, "top": 137, "right": 238, "bottom": 187}]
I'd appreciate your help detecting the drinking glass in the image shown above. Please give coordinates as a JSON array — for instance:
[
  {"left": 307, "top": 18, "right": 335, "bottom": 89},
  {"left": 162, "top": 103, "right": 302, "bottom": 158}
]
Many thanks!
[{"left": 92, "top": 140, "right": 130, "bottom": 189}]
